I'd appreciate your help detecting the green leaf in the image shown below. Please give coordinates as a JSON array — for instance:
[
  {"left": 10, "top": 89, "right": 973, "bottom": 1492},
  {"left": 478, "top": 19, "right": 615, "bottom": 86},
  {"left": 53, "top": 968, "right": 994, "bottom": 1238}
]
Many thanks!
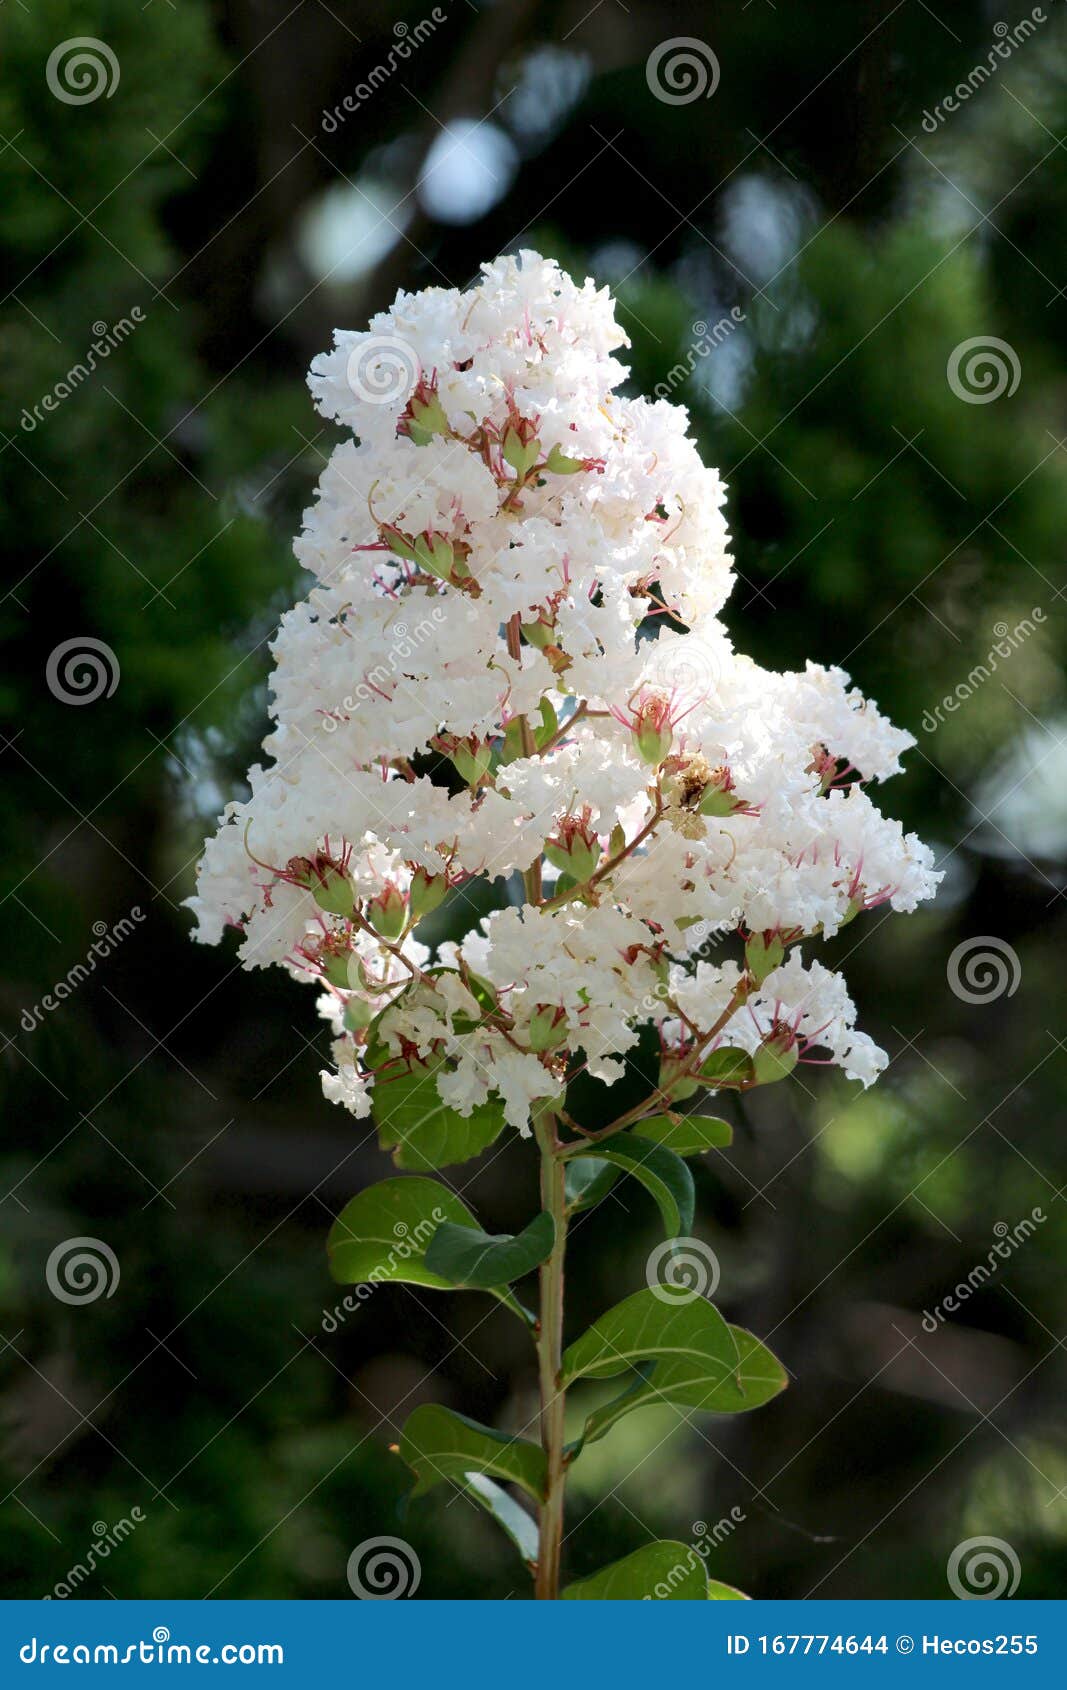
[
  {"left": 562, "top": 1287, "right": 738, "bottom": 1385},
  {"left": 563, "top": 1135, "right": 694, "bottom": 1236},
  {"left": 562, "top": 1540, "right": 710, "bottom": 1600},
  {"left": 631, "top": 1113, "right": 733, "bottom": 1155},
  {"left": 462, "top": 1473, "right": 538, "bottom": 1567},
  {"left": 569, "top": 1364, "right": 654, "bottom": 1454},
  {"left": 564, "top": 1154, "right": 618, "bottom": 1212},
  {"left": 326, "top": 1176, "right": 535, "bottom": 1325},
  {"left": 535, "top": 695, "right": 558, "bottom": 748},
  {"left": 398, "top": 1404, "right": 546, "bottom": 1502},
  {"left": 545, "top": 442, "right": 586, "bottom": 475},
  {"left": 569, "top": 1306, "right": 786, "bottom": 1450},
  {"left": 499, "top": 717, "right": 525, "bottom": 764},
  {"left": 697, "top": 1047, "right": 756, "bottom": 1090},
  {"left": 424, "top": 1212, "right": 555, "bottom": 1288},
  {"left": 327, "top": 1176, "right": 475, "bottom": 1290},
  {"left": 371, "top": 1053, "right": 506, "bottom": 1170},
  {"left": 727, "top": 1323, "right": 790, "bottom": 1409}
]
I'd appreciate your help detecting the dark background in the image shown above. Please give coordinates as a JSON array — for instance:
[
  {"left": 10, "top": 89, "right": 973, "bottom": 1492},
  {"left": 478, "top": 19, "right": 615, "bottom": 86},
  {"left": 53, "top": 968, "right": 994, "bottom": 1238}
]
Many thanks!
[{"left": 1, "top": 0, "right": 1065, "bottom": 1600}]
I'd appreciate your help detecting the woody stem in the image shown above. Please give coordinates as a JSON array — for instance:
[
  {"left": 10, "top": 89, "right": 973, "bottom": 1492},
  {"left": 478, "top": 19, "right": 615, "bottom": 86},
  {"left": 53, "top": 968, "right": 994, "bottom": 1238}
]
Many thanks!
[{"left": 533, "top": 1103, "right": 567, "bottom": 1598}]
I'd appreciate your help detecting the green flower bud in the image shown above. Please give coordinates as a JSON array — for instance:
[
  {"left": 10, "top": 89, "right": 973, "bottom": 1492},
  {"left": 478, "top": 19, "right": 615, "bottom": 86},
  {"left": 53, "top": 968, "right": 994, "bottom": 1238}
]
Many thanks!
[
  {"left": 695, "top": 763, "right": 752, "bottom": 817},
  {"left": 545, "top": 810, "right": 601, "bottom": 884},
  {"left": 380, "top": 525, "right": 420, "bottom": 565},
  {"left": 406, "top": 393, "right": 449, "bottom": 445},
  {"left": 502, "top": 421, "right": 541, "bottom": 478},
  {"left": 322, "top": 948, "right": 354, "bottom": 989},
  {"left": 409, "top": 867, "right": 448, "bottom": 922},
  {"left": 451, "top": 738, "right": 494, "bottom": 786},
  {"left": 745, "top": 932, "right": 785, "bottom": 986},
  {"left": 527, "top": 1003, "right": 568, "bottom": 1052},
  {"left": 283, "top": 855, "right": 317, "bottom": 890},
  {"left": 343, "top": 997, "right": 374, "bottom": 1032},
  {"left": 413, "top": 532, "right": 456, "bottom": 582},
  {"left": 312, "top": 866, "right": 357, "bottom": 918},
  {"left": 751, "top": 1029, "right": 799, "bottom": 1086},
  {"left": 398, "top": 373, "right": 451, "bottom": 446},
  {"left": 368, "top": 883, "right": 407, "bottom": 940},
  {"left": 521, "top": 618, "right": 555, "bottom": 649},
  {"left": 545, "top": 442, "right": 585, "bottom": 474},
  {"left": 631, "top": 693, "right": 674, "bottom": 766},
  {"left": 839, "top": 896, "right": 864, "bottom": 928},
  {"left": 699, "top": 788, "right": 736, "bottom": 816}
]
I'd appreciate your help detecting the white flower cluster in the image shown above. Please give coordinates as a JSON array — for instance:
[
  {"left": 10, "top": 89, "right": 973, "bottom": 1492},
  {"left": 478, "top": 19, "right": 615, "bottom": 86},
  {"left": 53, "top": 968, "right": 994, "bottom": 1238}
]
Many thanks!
[{"left": 187, "top": 251, "right": 940, "bottom": 1134}]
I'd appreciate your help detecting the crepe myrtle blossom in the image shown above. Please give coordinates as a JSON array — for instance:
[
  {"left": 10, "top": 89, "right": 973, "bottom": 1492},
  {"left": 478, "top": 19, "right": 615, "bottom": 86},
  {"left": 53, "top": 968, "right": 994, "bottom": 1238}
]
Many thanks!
[
  {"left": 187, "top": 252, "right": 938, "bottom": 1600},
  {"left": 187, "top": 250, "right": 938, "bottom": 1133}
]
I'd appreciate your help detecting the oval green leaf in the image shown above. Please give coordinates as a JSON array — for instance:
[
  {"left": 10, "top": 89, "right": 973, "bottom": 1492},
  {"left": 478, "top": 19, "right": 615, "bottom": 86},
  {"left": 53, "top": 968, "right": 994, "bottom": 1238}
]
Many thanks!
[
  {"left": 564, "top": 1135, "right": 694, "bottom": 1237},
  {"left": 631, "top": 1113, "right": 733, "bottom": 1155},
  {"left": 572, "top": 1313, "right": 786, "bottom": 1449},
  {"left": 697, "top": 1047, "right": 756, "bottom": 1090},
  {"left": 398, "top": 1403, "right": 546, "bottom": 1502},
  {"left": 327, "top": 1177, "right": 534, "bottom": 1325},
  {"left": 562, "top": 1286, "right": 739, "bottom": 1385},
  {"left": 327, "top": 1176, "right": 475, "bottom": 1290},
  {"left": 371, "top": 1053, "right": 506, "bottom": 1170},
  {"left": 564, "top": 1155, "right": 618, "bottom": 1212},
  {"left": 728, "top": 1323, "right": 790, "bottom": 1409},
  {"left": 423, "top": 1211, "right": 555, "bottom": 1288}
]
